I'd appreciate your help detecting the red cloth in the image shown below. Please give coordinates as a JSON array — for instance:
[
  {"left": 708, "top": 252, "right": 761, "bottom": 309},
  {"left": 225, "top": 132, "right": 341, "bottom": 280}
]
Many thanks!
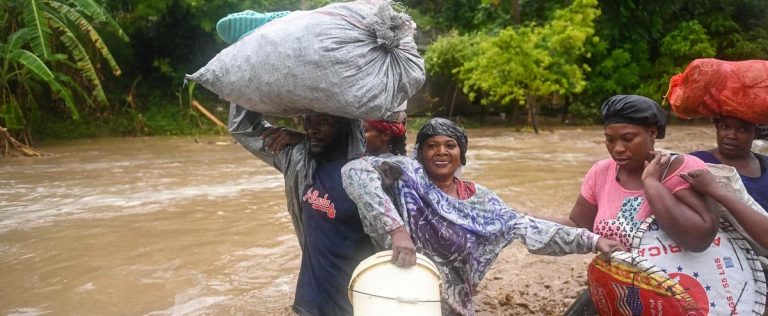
[
  {"left": 364, "top": 119, "right": 406, "bottom": 137},
  {"left": 454, "top": 178, "right": 476, "bottom": 200},
  {"left": 667, "top": 58, "right": 768, "bottom": 124}
]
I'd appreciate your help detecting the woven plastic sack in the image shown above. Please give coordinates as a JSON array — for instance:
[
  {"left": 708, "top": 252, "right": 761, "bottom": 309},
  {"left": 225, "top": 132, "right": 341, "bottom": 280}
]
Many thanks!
[
  {"left": 186, "top": 0, "right": 425, "bottom": 120},
  {"left": 706, "top": 163, "right": 768, "bottom": 256},
  {"left": 631, "top": 217, "right": 765, "bottom": 315},
  {"left": 589, "top": 216, "right": 767, "bottom": 315},
  {"left": 667, "top": 58, "right": 768, "bottom": 124},
  {"left": 588, "top": 252, "right": 704, "bottom": 315}
]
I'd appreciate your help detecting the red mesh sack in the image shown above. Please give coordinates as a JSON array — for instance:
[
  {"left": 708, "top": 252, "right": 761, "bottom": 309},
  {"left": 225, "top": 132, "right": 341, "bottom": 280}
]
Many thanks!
[{"left": 667, "top": 59, "right": 768, "bottom": 124}]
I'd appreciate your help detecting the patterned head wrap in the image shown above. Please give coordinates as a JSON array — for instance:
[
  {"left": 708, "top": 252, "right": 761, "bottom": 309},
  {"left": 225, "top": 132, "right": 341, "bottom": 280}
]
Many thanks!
[
  {"left": 602, "top": 95, "right": 667, "bottom": 139},
  {"left": 415, "top": 117, "right": 468, "bottom": 165},
  {"left": 364, "top": 119, "right": 406, "bottom": 137}
]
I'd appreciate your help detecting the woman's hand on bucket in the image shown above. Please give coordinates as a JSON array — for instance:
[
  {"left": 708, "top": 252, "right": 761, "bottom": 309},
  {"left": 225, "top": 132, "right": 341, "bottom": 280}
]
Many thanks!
[{"left": 389, "top": 226, "right": 417, "bottom": 267}]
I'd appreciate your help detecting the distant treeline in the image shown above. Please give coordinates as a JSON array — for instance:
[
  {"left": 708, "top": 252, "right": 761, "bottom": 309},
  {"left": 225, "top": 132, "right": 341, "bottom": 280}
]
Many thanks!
[{"left": 2, "top": 0, "right": 766, "bottom": 140}]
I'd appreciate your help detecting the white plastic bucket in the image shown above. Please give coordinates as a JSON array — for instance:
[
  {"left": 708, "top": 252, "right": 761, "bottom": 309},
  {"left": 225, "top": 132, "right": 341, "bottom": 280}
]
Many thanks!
[{"left": 348, "top": 250, "right": 442, "bottom": 316}]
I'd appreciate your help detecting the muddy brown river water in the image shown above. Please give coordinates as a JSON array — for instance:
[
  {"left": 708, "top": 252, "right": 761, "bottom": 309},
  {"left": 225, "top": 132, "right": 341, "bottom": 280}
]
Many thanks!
[{"left": 2, "top": 124, "right": 764, "bottom": 315}]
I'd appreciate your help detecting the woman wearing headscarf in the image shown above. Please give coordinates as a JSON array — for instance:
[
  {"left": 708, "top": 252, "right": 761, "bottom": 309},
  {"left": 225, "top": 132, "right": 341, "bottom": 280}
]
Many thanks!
[
  {"left": 554, "top": 95, "right": 720, "bottom": 315},
  {"left": 341, "top": 117, "right": 623, "bottom": 316},
  {"left": 552, "top": 95, "right": 718, "bottom": 251},
  {"left": 262, "top": 111, "right": 409, "bottom": 157},
  {"left": 363, "top": 110, "right": 408, "bottom": 157}
]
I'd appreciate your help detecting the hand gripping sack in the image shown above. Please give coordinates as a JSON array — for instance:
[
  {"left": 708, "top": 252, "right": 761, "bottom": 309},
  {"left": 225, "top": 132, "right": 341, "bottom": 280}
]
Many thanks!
[
  {"left": 589, "top": 217, "right": 767, "bottom": 315},
  {"left": 186, "top": 0, "right": 425, "bottom": 119},
  {"left": 588, "top": 252, "right": 705, "bottom": 315},
  {"left": 667, "top": 58, "right": 768, "bottom": 124},
  {"left": 706, "top": 163, "right": 768, "bottom": 256}
]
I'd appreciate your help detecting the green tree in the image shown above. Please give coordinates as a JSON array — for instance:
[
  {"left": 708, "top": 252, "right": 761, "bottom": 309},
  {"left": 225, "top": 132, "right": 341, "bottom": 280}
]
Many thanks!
[
  {"left": 577, "top": 44, "right": 647, "bottom": 118},
  {"left": 108, "top": 0, "right": 339, "bottom": 86},
  {"left": 453, "top": 0, "right": 600, "bottom": 132},
  {"left": 402, "top": 0, "right": 506, "bottom": 33},
  {"left": 423, "top": 31, "right": 483, "bottom": 117},
  {"left": 101, "top": 0, "right": 340, "bottom": 129},
  {"left": 579, "top": 0, "right": 766, "bottom": 116},
  {"left": 639, "top": 20, "right": 716, "bottom": 100},
  {"left": 0, "top": 0, "right": 127, "bottom": 138}
]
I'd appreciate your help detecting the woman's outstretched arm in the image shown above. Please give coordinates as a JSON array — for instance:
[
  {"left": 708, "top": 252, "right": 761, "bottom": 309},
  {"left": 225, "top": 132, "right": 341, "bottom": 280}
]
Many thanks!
[{"left": 542, "top": 195, "right": 598, "bottom": 231}]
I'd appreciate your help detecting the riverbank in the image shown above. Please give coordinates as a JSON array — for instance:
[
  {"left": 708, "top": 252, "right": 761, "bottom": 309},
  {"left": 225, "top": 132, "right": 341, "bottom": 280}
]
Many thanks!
[
  {"left": 22, "top": 106, "right": 716, "bottom": 145},
  {"left": 2, "top": 124, "right": 763, "bottom": 315}
]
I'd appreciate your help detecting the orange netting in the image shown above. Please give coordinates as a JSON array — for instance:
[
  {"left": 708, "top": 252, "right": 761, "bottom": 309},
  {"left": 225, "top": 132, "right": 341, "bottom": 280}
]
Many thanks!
[{"left": 667, "top": 58, "right": 768, "bottom": 124}]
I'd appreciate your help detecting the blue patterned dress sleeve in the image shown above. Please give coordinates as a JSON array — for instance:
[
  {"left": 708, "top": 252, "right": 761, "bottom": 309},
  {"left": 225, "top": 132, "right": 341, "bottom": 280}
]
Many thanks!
[{"left": 341, "top": 157, "right": 405, "bottom": 235}]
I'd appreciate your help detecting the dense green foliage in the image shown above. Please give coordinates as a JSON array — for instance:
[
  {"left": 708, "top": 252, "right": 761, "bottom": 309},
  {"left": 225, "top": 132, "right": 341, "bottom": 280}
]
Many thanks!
[
  {"left": 1, "top": 0, "right": 127, "bottom": 134},
  {"left": 428, "top": 0, "right": 599, "bottom": 131},
  {"left": 1, "top": 0, "right": 767, "bottom": 140},
  {"left": 416, "top": 0, "right": 767, "bottom": 124}
]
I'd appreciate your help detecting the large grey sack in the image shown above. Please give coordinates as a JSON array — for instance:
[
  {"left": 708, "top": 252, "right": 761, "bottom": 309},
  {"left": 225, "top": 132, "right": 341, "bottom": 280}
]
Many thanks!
[{"left": 186, "top": 0, "right": 425, "bottom": 119}]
